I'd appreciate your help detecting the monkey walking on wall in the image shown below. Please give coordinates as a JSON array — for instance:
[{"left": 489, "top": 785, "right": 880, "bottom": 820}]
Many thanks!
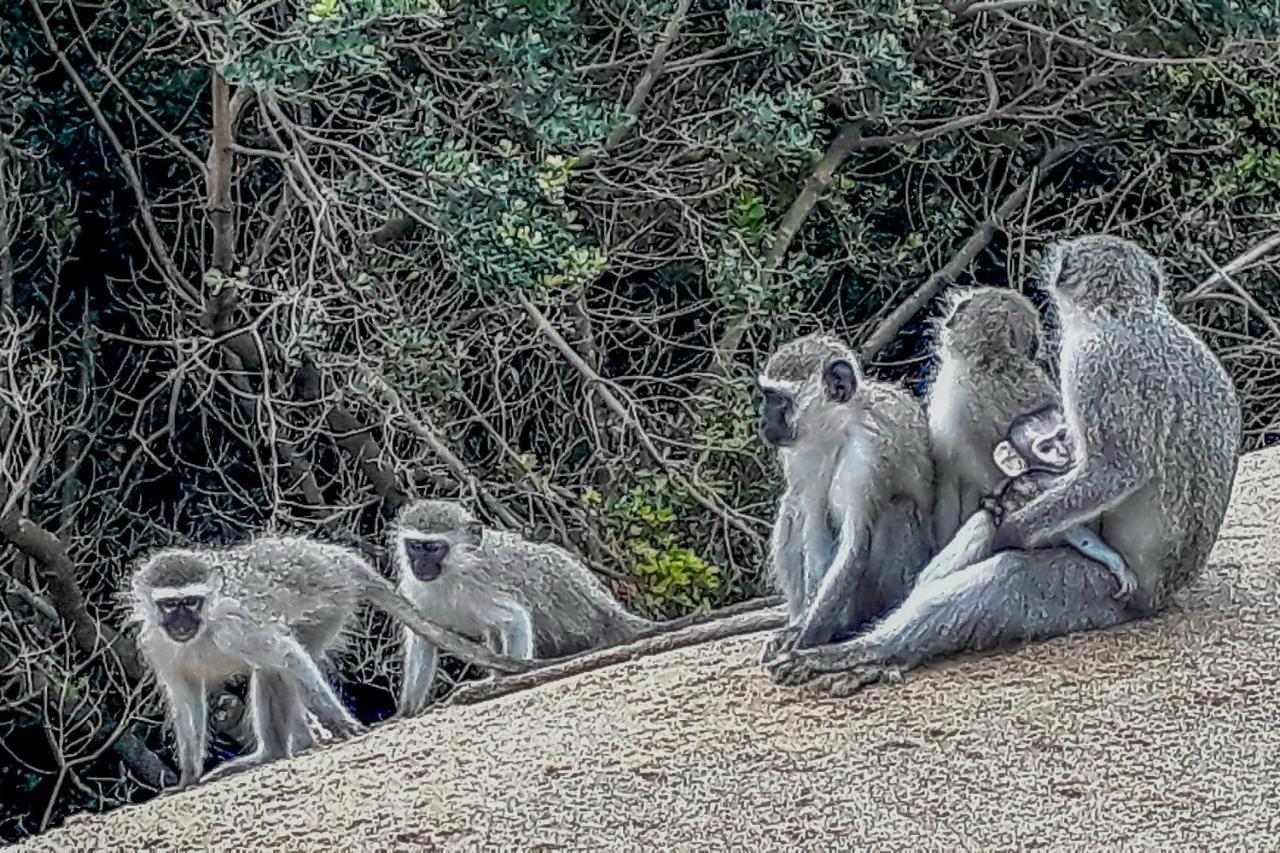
[
  {"left": 917, "top": 403, "right": 1135, "bottom": 598},
  {"left": 767, "top": 235, "right": 1241, "bottom": 693},
  {"left": 756, "top": 334, "right": 935, "bottom": 662},
  {"left": 392, "top": 499, "right": 786, "bottom": 715},
  {"left": 129, "top": 537, "right": 533, "bottom": 788}
]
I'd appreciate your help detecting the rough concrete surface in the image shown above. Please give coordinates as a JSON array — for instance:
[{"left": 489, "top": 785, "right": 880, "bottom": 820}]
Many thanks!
[{"left": 22, "top": 449, "right": 1280, "bottom": 851}]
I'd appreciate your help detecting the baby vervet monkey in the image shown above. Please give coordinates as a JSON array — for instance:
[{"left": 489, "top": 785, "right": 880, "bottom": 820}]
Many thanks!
[
  {"left": 991, "top": 405, "right": 1135, "bottom": 596},
  {"left": 917, "top": 404, "right": 1135, "bottom": 598}
]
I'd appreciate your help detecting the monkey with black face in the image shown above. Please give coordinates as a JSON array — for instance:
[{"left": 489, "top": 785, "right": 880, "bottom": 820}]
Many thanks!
[
  {"left": 927, "top": 287, "right": 1059, "bottom": 548},
  {"left": 919, "top": 404, "right": 1134, "bottom": 598},
  {"left": 131, "top": 536, "right": 530, "bottom": 788},
  {"left": 393, "top": 499, "right": 787, "bottom": 715},
  {"left": 769, "top": 236, "right": 1241, "bottom": 694},
  {"left": 757, "top": 334, "right": 934, "bottom": 660}
]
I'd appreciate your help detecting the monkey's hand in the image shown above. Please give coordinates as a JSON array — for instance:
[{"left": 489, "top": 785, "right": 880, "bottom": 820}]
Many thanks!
[
  {"left": 977, "top": 495, "right": 1005, "bottom": 527},
  {"left": 988, "top": 515, "right": 1030, "bottom": 552},
  {"left": 800, "top": 665, "right": 904, "bottom": 698},
  {"left": 766, "top": 643, "right": 851, "bottom": 686},
  {"left": 1110, "top": 564, "right": 1139, "bottom": 600},
  {"left": 758, "top": 627, "right": 800, "bottom": 664}
]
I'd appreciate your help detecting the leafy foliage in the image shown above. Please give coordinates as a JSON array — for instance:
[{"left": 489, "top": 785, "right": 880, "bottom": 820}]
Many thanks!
[{"left": 1, "top": 0, "right": 1278, "bottom": 840}]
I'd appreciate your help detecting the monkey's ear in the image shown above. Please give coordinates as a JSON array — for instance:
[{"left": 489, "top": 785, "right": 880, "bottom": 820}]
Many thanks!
[{"left": 824, "top": 360, "right": 857, "bottom": 403}]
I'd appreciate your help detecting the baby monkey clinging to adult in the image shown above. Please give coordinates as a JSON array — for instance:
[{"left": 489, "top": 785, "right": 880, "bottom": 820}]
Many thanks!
[{"left": 918, "top": 403, "right": 1134, "bottom": 598}]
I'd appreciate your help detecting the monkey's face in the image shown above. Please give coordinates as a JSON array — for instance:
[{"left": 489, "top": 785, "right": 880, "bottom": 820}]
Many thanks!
[
  {"left": 403, "top": 536, "right": 450, "bottom": 582},
  {"left": 155, "top": 595, "right": 206, "bottom": 643},
  {"left": 758, "top": 384, "right": 797, "bottom": 446},
  {"left": 758, "top": 359, "right": 857, "bottom": 448},
  {"left": 1007, "top": 405, "right": 1074, "bottom": 474}
]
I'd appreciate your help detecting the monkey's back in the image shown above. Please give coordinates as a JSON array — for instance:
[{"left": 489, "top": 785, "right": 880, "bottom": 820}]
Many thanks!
[
  {"left": 213, "top": 536, "right": 366, "bottom": 655},
  {"left": 1074, "top": 309, "right": 1240, "bottom": 603},
  {"left": 475, "top": 531, "right": 648, "bottom": 656},
  {"left": 862, "top": 380, "right": 934, "bottom": 516}
]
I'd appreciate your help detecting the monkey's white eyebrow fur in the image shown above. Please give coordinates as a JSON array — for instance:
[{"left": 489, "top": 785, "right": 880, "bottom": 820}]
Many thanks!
[
  {"left": 397, "top": 530, "right": 445, "bottom": 542},
  {"left": 151, "top": 583, "right": 212, "bottom": 600},
  {"left": 757, "top": 378, "right": 802, "bottom": 394}
]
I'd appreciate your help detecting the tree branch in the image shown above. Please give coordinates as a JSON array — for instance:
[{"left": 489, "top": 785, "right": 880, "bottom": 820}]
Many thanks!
[{"left": 858, "top": 141, "right": 1079, "bottom": 362}]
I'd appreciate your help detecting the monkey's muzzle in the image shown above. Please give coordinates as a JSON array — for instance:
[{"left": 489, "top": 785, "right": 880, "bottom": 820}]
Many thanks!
[
  {"left": 759, "top": 391, "right": 795, "bottom": 446},
  {"left": 405, "top": 539, "right": 446, "bottom": 582}
]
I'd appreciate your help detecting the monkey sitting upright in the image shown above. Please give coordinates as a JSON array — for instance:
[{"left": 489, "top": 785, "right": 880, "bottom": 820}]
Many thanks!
[
  {"left": 769, "top": 235, "right": 1242, "bottom": 694},
  {"left": 918, "top": 404, "right": 1135, "bottom": 599},
  {"left": 130, "top": 536, "right": 529, "bottom": 788},
  {"left": 757, "top": 333, "right": 935, "bottom": 660}
]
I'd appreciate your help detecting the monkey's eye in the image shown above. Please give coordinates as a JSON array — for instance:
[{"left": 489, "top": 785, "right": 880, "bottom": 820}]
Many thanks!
[{"left": 181, "top": 597, "right": 203, "bottom": 609}]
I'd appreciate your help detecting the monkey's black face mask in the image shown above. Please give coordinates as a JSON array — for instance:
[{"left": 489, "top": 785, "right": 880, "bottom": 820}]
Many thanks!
[
  {"left": 759, "top": 389, "right": 795, "bottom": 447},
  {"left": 157, "top": 596, "right": 205, "bottom": 643},
  {"left": 405, "top": 538, "right": 448, "bottom": 582}
]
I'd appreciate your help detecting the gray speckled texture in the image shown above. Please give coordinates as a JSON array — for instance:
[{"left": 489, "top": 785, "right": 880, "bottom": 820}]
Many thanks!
[{"left": 24, "top": 448, "right": 1280, "bottom": 851}]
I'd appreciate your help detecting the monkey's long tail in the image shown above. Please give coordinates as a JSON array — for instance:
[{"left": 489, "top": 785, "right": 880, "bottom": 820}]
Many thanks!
[
  {"left": 357, "top": 568, "right": 535, "bottom": 675},
  {"left": 446, "top": 600, "right": 787, "bottom": 706},
  {"left": 629, "top": 595, "right": 784, "bottom": 638}
]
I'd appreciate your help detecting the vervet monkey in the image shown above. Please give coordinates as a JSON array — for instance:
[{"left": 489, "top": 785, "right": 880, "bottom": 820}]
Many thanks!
[
  {"left": 393, "top": 500, "right": 787, "bottom": 715},
  {"left": 757, "top": 333, "right": 934, "bottom": 661},
  {"left": 131, "top": 536, "right": 530, "bottom": 787},
  {"left": 769, "top": 235, "right": 1241, "bottom": 693},
  {"left": 927, "top": 287, "right": 1058, "bottom": 547},
  {"left": 918, "top": 404, "right": 1134, "bottom": 598}
]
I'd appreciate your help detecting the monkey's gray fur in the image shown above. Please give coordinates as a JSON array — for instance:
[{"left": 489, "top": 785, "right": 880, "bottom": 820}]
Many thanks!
[
  {"left": 393, "top": 499, "right": 788, "bottom": 715},
  {"left": 131, "top": 535, "right": 529, "bottom": 787},
  {"left": 767, "top": 235, "right": 1241, "bottom": 694},
  {"left": 757, "top": 333, "right": 934, "bottom": 659},
  {"left": 926, "top": 286, "right": 1058, "bottom": 547}
]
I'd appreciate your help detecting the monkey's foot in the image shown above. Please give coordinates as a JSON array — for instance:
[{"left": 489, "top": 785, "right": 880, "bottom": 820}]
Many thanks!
[
  {"left": 202, "top": 751, "right": 275, "bottom": 783},
  {"left": 759, "top": 628, "right": 800, "bottom": 664},
  {"left": 1111, "top": 566, "right": 1139, "bottom": 600},
  {"left": 800, "top": 665, "right": 903, "bottom": 698},
  {"left": 766, "top": 643, "right": 857, "bottom": 686}
]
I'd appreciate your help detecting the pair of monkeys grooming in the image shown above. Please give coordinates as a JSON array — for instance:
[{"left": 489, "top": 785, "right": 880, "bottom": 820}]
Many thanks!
[{"left": 941, "top": 402, "right": 1135, "bottom": 598}]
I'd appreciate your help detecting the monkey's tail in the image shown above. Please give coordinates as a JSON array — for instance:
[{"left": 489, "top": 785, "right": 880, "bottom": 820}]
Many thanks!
[
  {"left": 629, "top": 595, "right": 785, "bottom": 639},
  {"left": 446, "top": 601, "right": 787, "bottom": 707},
  {"left": 354, "top": 565, "right": 534, "bottom": 675}
]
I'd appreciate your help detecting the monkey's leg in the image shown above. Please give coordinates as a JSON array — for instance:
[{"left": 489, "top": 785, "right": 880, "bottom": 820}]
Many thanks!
[
  {"left": 275, "top": 643, "right": 364, "bottom": 740},
  {"left": 1061, "top": 527, "right": 1137, "bottom": 599},
  {"left": 398, "top": 628, "right": 439, "bottom": 717},
  {"left": 494, "top": 602, "right": 535, "bottom": 659},
  {"left": 769, "top": 548, "right": 1131, "bottom": 692},
  {"left": 915, "top": 510, "right": 996, "bottom": 588},
  {"left": 205, "top": 669, "right": 296, "bottom": 781},
  {"left": 162, "top": 673, "right": 207, "bottom": 789}
]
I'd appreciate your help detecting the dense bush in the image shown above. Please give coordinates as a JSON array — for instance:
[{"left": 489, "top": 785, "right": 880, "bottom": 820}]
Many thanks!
[{"left": 1, "top": 0, "right": 1277, "bottom": 839}]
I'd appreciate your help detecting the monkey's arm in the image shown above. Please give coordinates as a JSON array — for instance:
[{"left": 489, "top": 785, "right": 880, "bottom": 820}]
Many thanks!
[
  {"left": 932, "top": 467, "right": 962, "bottom": 548},
  {"left": 993, "top": 453, "right": 1144, "bottom": 551},
  {"left": 768, "top": 498, "right": 806, "bottom": 623},
  {"left": 398, "top": 628, "right": 439, "bottom": 717},
  {"left": 795, "top": 514, "right": 867, "bottom": 648},
  {"left": 161, "top": 672, "right": 206, "bottom": 789}
]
